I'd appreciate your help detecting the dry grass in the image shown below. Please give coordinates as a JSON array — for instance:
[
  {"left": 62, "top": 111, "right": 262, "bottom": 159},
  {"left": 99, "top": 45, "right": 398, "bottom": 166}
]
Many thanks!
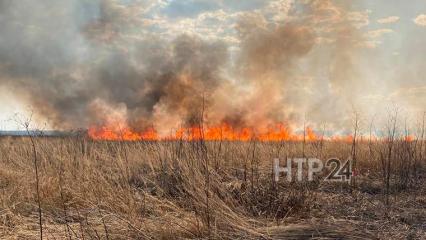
[{"left": 0, "top": 136, "right": 424, "bottom": 239}]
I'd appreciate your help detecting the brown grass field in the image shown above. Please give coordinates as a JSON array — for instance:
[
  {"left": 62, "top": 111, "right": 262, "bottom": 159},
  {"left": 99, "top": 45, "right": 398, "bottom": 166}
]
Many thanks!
[{"left": 0, "top": 136, "right": 425, "bottom": 239}]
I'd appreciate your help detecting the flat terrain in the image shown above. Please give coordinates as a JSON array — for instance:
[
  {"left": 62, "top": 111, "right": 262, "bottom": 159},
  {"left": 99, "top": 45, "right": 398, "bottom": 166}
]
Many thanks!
[{"left": 0, "top": 137, "right": 424, "bottom": 239}]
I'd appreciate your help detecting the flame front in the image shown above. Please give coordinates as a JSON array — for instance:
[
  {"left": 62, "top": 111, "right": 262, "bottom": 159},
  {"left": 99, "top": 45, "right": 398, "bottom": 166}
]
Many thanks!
[{"left": 88, "top": 123, "right": 322, "bottom": 142}]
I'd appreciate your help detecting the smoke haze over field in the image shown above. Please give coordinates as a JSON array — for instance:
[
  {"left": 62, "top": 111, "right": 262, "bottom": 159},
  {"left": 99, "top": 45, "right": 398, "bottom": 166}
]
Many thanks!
[{"left": 0, "top": 0, "right": 425, "bottom": 133}]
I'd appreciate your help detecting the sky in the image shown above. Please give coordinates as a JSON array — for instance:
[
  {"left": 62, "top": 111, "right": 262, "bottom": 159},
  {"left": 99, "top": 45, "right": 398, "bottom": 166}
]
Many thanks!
[{"left": 0, "top": 0, "right": 425, "bottom": 132}]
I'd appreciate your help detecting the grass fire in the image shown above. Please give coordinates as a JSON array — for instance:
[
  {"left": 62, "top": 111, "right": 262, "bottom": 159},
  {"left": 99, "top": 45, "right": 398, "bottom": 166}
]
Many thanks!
[
  {"left": 88, "top": 123, "right": 320, "bottom": 142},
  {"left": 1, "top": 125, "right": 425, "bottom": 239},
  {"left": 0, "top": 0, "right": 425, "bottom": 239}
]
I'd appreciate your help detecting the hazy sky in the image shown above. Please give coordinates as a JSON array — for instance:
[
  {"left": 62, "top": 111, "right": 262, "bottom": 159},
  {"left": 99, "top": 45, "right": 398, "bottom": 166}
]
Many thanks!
[{"left": 0, "top": 0, "right": 425, "bottom": 131}]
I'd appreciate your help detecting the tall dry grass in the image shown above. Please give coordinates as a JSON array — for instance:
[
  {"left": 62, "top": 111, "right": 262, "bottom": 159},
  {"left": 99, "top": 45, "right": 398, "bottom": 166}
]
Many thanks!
[{"left": 0, "top": 133, "right": 424, "bottom": 239}]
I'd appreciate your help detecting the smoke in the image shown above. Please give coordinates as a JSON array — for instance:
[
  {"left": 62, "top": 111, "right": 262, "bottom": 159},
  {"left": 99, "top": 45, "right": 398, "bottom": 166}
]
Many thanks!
[
  {"left": 0, "top": 0, "right": 376, "bottom": 132},
  {"left": 301, "top": 0, "right": 370, "bottom": 129},
  {"left": 232, "top": 12, "right": 316, "bottom": 126},
  {"left": 217, "top": 0, "right": 369, "bottom": 129},
  {"left": 0, "top": 0, "right": 228, "bottom": 131}
]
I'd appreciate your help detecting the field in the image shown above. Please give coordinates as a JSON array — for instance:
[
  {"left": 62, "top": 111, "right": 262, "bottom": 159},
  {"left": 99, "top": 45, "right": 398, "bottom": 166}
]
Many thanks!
[{"left": 0, "top": 136, "right": 425, "bottom": 239}]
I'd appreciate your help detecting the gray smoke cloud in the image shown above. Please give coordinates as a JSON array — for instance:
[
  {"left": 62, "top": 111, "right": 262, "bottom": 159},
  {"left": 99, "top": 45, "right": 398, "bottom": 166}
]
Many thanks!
[
  {"left": 0, "top": 0, "right": 380, "bottom": 133},
  {"left": 0, "top": 0, "right": 229, "bottom": 132}
]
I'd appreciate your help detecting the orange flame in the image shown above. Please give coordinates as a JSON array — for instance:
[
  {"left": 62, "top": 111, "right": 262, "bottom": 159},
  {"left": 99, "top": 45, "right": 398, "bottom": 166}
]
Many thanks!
[
  {"left": 88, "top": 123, "right": 323, "bottom": 142},
  {"left": 88, "top": 123, "right": 424, "bottom": 142},
  {"left": 404, "top": 135, "right": 414, "bottom": 142}
]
